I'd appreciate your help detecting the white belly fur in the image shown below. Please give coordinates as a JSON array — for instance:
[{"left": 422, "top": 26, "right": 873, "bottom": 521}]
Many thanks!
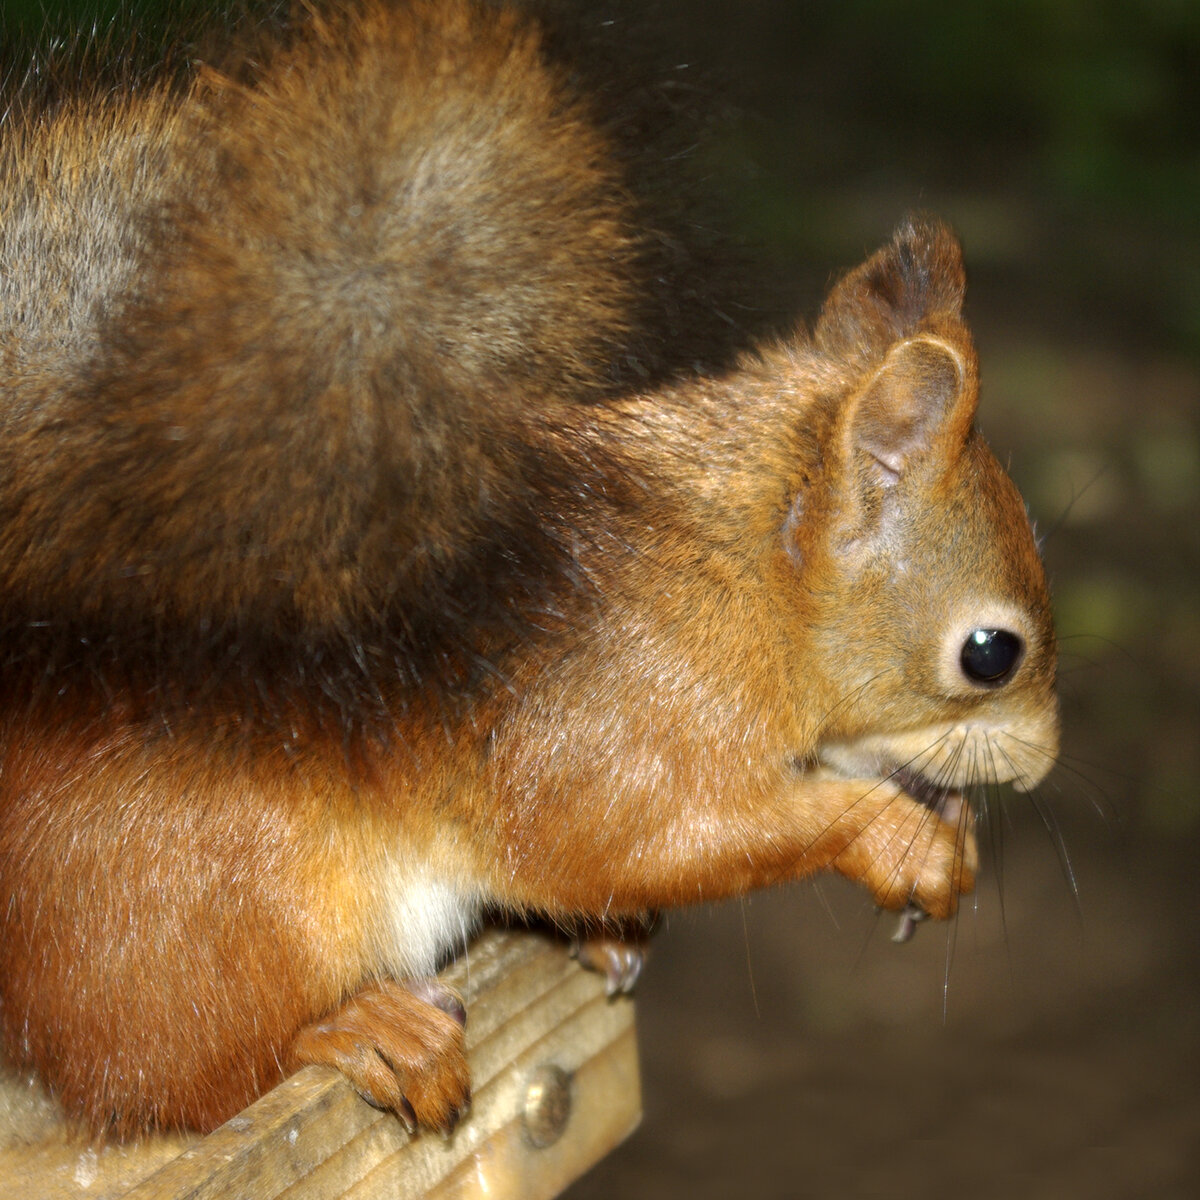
[{"left": 369, "top": 855, "right": 483, "bottom": 980}]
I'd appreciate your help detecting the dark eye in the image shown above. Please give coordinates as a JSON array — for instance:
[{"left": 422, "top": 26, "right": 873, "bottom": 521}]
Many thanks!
[{"left": 960, "top": 628, "right": 1023, "bottom": 684}]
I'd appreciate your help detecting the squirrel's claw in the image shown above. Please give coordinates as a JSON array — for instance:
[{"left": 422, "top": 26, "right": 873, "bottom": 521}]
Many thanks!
[
  {"left": 571, "top": 928, "right": 651, "bottom": 995},
  {"left": 890, "top": 903, "right": 930, "bottom": 943}
]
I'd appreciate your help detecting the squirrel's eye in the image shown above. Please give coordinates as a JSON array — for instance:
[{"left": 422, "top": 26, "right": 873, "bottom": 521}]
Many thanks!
[{"left": 960, "top": 628, "right": 1023, "bottom": 684}]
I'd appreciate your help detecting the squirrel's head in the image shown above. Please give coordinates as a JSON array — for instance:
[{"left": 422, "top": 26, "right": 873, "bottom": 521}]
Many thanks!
[{"left": 780, "top": 217, "right": 1058, "bottom": 798}]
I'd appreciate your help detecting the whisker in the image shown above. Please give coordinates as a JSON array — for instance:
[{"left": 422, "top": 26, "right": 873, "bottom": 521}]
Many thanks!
[
  {"left": 753, "top": 773, "right": 908, "bottom": 895},
  {"left": 1012, "top": 740, "right": 1126, "bottom": 829},
  {"left": 1026, "top": 786, "right": 1082, "bottom": 906},
  {"left": 940, "top": 890, "right": 959, "bottom": 1022},
  {"left": 810, "top": 670, "right": 892, "bottom": 742},
  {"left": 1038, "top": 462, "right": 1115, "bottom": 543},
  {"left": 1053, "top": 632, "right": 1144, "bottom": 668},
  {"left": 981, "top": 738, "right": 1016, "bottom": 980}
]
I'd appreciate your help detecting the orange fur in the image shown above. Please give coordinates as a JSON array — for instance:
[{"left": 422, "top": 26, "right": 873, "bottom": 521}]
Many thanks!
[{"left": 0, "top": 0, "right": 1057, "bottom": 1137}]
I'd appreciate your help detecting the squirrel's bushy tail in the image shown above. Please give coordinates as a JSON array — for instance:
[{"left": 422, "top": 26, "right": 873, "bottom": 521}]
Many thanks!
[{"left": 0, "top": 0, "right": 749, "bottom": 702}]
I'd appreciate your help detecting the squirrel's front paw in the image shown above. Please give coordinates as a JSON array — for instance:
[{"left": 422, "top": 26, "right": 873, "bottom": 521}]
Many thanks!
[
  {"left": 290, "top": 979, "right": 469, "bottom": 1133},
  {"left": 833, "top": 788, "right": 977, "bottom": 921}
]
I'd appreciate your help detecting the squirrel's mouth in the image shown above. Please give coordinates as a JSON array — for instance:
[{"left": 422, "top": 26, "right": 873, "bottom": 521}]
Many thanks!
[{"left": 891, "top": 766, "right": 968, "bottom": 827}]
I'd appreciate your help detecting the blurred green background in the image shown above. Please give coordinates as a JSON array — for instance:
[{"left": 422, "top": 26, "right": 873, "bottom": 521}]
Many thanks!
[{"left": 3, "top": 0, "right": 1197, "bottom": 1195}]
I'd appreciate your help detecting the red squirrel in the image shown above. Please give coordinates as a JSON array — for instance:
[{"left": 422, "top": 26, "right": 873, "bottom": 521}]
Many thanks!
[{"left": 0, "top": 0, "right": 1058, "bottom": 1137}]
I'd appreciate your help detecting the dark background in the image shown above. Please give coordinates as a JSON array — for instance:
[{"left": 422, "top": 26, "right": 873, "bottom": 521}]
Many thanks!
[
  {"left": 566, "top": 2, "right": 1200, "bottom": 1197},
  {"left": 4, "top": 1, "right": 1197, "bottom": 1195}
]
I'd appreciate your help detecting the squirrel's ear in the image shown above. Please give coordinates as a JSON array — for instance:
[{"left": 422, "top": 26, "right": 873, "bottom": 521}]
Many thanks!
[
  {"left": 814, "top": 216, "right": 966, "bottom": 365},
  {"left": 847, "top": 335, "right": 973, "bottom": 487}
]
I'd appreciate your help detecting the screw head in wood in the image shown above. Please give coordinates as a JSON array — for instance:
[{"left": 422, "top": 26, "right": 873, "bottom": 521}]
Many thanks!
[{"left": 522, "top": 1064, "right": 572, "bottom": 1148}]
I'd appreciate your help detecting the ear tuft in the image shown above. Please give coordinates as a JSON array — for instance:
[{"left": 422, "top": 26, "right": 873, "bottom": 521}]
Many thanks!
[{"left": 815, "top": 216, "right": 966, "bottom": 366}]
